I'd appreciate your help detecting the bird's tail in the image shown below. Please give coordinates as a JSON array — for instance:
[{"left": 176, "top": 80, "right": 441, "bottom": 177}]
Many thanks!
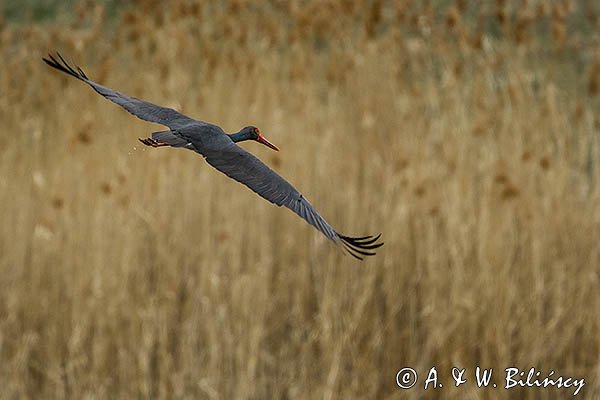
[{"left": 152, "top": 130, "right": 190, "bottom": 147}]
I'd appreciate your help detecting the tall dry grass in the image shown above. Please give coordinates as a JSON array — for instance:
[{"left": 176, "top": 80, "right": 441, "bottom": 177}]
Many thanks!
[{"left": 0, "top": 0, "right": 599, "bottom": 398}]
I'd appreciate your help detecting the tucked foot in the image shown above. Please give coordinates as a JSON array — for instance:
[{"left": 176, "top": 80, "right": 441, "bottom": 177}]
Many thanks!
[{"left": 138, "top": 137, "right": 168, "bottom": 147}]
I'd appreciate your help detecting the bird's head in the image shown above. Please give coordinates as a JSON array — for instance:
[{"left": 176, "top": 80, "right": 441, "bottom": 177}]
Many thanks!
[{"left": 242, "top": 126, "right": 279, "bottom": 151}]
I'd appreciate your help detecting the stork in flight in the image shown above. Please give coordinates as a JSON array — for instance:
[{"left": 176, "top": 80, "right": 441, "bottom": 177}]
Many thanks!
[{"left": 43, "top": 53, "right": 383, "bottom": 260}]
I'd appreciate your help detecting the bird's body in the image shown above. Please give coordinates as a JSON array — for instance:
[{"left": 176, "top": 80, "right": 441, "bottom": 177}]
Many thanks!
[{"left": 43, "top": 53, "right": 383, "bottom": 259}]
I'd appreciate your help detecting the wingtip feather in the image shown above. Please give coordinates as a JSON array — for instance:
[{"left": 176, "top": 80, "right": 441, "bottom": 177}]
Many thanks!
[
  {"left": 43, "top": 51, "right": 88, "bottom": 81},
  {"left": 337, "top": 232, "right": 383, "bottom": 260}
]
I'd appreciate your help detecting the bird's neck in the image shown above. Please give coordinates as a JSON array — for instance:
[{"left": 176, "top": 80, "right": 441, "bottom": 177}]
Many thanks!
[{"left": 229, "top": 131, "right": 252, "bottom": 143}]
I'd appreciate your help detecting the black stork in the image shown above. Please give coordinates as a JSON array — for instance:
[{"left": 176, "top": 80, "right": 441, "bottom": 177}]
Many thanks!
[{"left": 43, "top": 53, "right": 383, "bottom": 260}]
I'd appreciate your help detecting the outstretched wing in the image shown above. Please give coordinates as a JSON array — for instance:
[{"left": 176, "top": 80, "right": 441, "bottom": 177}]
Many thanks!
[
  {"left": 43, "top": 53, "right": 196, "bottom": 130},
  {"left": 203, "top": 142, "right": 383, "bottom": 260}
]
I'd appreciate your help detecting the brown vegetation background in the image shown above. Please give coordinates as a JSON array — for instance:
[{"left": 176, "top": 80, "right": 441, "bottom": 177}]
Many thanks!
[{"left": 1, "top": 0, "right": 599, "bottom": 398}]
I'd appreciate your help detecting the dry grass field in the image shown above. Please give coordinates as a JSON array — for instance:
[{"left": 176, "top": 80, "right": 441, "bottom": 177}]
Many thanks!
[{"left": 1, "top": 0, "right": 599, "bottom": 398}]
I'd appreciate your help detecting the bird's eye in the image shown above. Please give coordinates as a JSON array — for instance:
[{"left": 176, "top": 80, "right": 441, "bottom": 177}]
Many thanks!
[{"left": 254, "top": 127, "right": 260, "bottom": 134}]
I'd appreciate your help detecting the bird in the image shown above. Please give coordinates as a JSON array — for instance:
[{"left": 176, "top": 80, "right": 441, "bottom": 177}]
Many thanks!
[{"left": 43, "top": 52, "right": 383, "bottom": 260}]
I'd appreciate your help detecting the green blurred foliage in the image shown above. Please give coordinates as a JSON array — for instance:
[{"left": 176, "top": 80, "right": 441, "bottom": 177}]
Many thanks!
[{"left": 2, "top": 0, "right": 127, "bottom": 23}]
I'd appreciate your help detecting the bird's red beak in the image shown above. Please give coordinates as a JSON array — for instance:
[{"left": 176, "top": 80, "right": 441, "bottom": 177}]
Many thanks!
[{"left": 256, "top": 133, "right": 279, "bottom": 151}]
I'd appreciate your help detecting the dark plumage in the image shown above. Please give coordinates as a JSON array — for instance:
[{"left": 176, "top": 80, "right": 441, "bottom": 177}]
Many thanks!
[{"left": 43, "top": 53, "right": 383, "bottom": 259}]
